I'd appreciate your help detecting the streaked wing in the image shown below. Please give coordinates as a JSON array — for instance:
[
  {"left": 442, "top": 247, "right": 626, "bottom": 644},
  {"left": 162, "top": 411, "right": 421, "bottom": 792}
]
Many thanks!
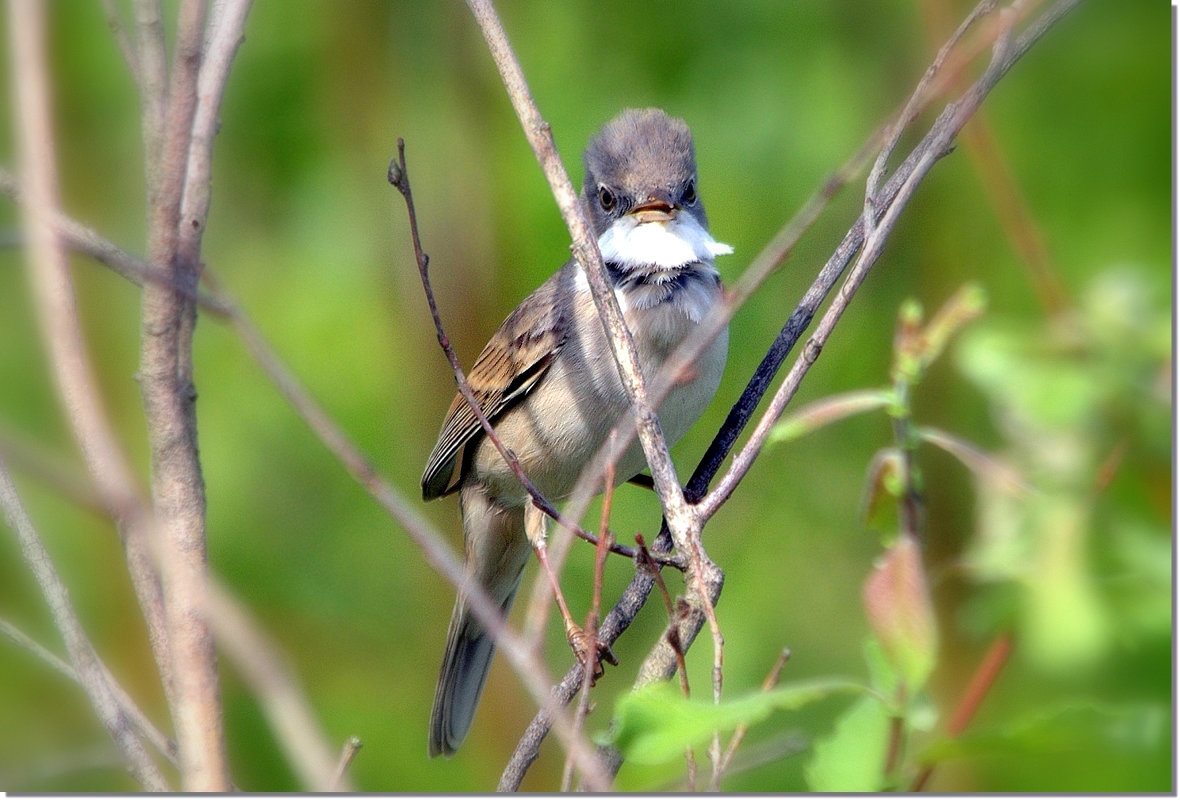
[{"left": 421, "top": 268, "right": 570, "bottom": 499}]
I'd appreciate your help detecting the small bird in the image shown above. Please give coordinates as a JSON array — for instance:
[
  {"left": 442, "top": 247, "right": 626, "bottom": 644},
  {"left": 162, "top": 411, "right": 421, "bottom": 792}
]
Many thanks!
[{"left": 422, "top": 107, "right": 731, "bottom": 757}]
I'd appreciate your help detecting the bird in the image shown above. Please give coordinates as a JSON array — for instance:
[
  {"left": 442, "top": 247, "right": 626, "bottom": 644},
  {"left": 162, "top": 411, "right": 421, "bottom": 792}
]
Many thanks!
[{"left": 421, "top": 107, "right": 732, "bottom": 757}]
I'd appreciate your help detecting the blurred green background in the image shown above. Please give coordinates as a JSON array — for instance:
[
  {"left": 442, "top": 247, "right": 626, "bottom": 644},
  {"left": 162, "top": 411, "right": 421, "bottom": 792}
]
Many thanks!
[{"left": 0, "top": 0, "right": 1170, "bottom": 792}]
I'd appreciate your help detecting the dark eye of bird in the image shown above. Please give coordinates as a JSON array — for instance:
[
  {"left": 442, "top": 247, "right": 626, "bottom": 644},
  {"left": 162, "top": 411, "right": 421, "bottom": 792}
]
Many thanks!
[
  {"left": 682, "top": 179, "right": 697, "bottom": 205},
  {"left": 598, "top": 185, "right": 616, "bottom": 212}
]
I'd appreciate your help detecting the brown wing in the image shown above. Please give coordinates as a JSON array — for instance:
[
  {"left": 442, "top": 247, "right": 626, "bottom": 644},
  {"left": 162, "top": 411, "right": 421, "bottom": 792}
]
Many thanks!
[{"left": 421, "top": 267, "right": 571, "bottom": 500}]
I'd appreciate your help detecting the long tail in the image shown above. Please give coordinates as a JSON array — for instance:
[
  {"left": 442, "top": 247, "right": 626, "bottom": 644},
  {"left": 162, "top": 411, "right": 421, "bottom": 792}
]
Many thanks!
[{"left": 429, "top": 487, "right": 530, "bottom": 757}]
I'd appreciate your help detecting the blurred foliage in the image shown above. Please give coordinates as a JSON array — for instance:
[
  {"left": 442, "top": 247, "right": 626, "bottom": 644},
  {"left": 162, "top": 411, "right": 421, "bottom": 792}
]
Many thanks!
[{"left": 0, "top": 0, "right": 1170, "bottom": 793}]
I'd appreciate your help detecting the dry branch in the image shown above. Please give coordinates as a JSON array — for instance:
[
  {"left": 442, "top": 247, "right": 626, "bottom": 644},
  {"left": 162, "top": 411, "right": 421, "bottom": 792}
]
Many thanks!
[
  {"left": 0, "top": 454, "right": 168, "bottom": 789},
  {"left": 498, "top": 0, "right": 1081, "bottom": 788}
]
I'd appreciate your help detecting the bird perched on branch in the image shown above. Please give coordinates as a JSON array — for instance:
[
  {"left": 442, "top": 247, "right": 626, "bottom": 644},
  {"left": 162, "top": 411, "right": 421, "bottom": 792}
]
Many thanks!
[{"left": 422, "top": 107, "right": 731, "bottom": 757}]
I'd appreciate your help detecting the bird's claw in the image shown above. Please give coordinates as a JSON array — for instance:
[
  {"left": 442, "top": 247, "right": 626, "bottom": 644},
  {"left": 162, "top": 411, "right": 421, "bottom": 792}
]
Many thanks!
[{"left": 566, "top": 623, "right": 617, "bottom": 685}]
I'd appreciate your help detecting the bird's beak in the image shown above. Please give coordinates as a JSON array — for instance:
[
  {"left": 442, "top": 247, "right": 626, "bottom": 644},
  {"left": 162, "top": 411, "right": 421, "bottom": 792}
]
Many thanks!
[{"left": 630, "top": 191, "right": 677, "bottom": 224}]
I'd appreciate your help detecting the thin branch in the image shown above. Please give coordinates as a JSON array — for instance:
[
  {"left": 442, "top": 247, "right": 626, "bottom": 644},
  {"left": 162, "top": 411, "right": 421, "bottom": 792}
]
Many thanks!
[
  {"left": 0, "top": 453, "right": 168, "bottom": 789},
  {"left": 697, "top": 0, "right": 1077, "bottom": 521},
  {"left": 387, "top": 144, "right": 636, "bottom": 561},
  {"left": 865, "top": 0, "right": 998, "bottom": 235},
  {"left": 0, "top": 166, "right": 234, "bottom": 316},
  {"left": 6, "top": 0, "right": 174, "bottom": 787},
  {"left": 464, "top": 0, "right": 696, "bottom": 548},
  {"left": 329, "top": 737, "right": 364, "bottom": 793},
  {"left": 562, "top": 461, "right": 617, "bottom": 792},
  {"left": 100, "top": 0, "right": 141, "bottom": 83},
  {"left": 205, "top": 577, "right": 349, "bottom": 791},
  {"left": 712, "top": 647, "right": 792, "bottom": 789},
  {"left": 205, "top": 265, "right": 614, "bottom": 788},
  {"left": 911, "top": 633, "right": 1013, "bottom": 791},
  {"left": 0, "top": 616, "right": 178, "bottom": 768}
]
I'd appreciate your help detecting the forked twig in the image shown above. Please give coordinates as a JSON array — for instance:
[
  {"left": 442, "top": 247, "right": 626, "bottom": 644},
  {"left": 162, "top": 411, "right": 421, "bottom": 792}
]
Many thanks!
[
  {"left": 387, "top": 142, "right": 637, "bottom": 561},
  {"left": 0, "top": 454, "right": 168, "bottom": 789}
]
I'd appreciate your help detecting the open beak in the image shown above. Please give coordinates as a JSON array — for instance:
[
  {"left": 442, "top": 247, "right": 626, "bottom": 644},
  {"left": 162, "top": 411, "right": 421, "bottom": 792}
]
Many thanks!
[{"left": 630, "top": 191, "right": 677, "bottom": 224}]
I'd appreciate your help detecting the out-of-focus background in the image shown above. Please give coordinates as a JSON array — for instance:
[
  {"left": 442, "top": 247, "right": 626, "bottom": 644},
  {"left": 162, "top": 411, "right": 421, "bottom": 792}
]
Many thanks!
[{"left": 0, "top": 1, "right": 1169, "bottom": 792}]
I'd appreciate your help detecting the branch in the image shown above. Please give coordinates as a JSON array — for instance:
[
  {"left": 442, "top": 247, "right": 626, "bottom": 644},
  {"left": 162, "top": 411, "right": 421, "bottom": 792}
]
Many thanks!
[
  {"left": 6, "top": 0, "right": 174, "bottom": 787},
  {"left": 697, "top": 0, "right": 1078, "bottom": 520},
  {"left": 0, "top": 166, "right": 234, "bottom": 316},
  {"left": 205, "top": 577, "right": 350, "bottom": 791},
  {"left": 498, "top": 0, "right": 1081, "bottom": 786},
  {"left": 0, "top": 453, "right": 168, "bottom": 789},
  {"left": 387, "top": 144, "right": 637, "bottom": 562},
  {"left": 133, "top": 0, "right": 248, "bottom": 789},
  {"left": 463, "top": 0, "right": 697, "bottom": 547},
  {"left": 0, "top": 616, "right": 177, "bottom": 769}
]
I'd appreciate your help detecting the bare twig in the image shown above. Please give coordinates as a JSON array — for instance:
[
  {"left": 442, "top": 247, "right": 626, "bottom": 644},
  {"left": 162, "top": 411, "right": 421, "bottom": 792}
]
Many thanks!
[
  {"left": 697, "top": 0, "right": 1078, "bottom": 521},
  {"left": 99, "top": 0, "right": 140, "bottom": 82},
  {"left": 464, "top": 0, "right": 697, "bottom": 547},
  {"left": 329, "top": 736, "right": 364, "bottom": 792},
  {"left": 0, "top": 453, "right": 168, "bottom": 789},
  {"left": 712, "top": 648, "right": 792, "bottom": 789},
  {"left": 918, "top": 0, "right": 1068, "bottom": 316},
  {"left": 0, "top": 615, "right": 178, "bottom": 769},
  {"left": 6, "top": 0, "right": 174, "bottom": 787},
  {"left": 0, "top": 167, "right": 234, "bottom": 316},
  {"left": 387, "top": 144, "right": 636, "bottom": 561},
  {"left": 561, "top": 460, "right": 617, "bottom": 792},
  {"left": 206, "top": 577, "right": 348, "bottom": 791}
]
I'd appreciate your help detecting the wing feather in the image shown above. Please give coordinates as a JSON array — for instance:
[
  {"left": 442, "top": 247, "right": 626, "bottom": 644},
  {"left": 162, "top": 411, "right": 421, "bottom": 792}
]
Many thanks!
[{"left": 421, "top": 267, "right": 571, "bottom": 499}]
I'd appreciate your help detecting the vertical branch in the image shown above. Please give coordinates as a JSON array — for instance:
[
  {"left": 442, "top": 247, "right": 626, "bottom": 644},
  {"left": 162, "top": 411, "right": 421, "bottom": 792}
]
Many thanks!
[
  {"left": 5, "top": 0, "right": 167, "bottom": 787},
  {"left": 135, "top": 0, "right": 233, "bottom": 790},
  {"left": 132, "top": 0, "right": 168, "bottom": 167},
  {"left": 8, "top": 0, "right": 177, "bottom": 740}
]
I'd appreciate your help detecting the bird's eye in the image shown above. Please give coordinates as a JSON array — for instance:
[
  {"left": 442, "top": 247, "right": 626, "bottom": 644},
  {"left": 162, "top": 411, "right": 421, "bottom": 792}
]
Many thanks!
[
  {"left": 681, "top": 179, "right": 698, "bottom": 206},
  {"left": 598, "top": 185, "right": 616, "bottom": 212}
]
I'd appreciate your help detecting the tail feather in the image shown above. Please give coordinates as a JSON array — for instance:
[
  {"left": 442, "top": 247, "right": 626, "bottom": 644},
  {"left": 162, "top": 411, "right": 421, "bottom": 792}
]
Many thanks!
[
  {"left": 429, "top": 487, "right": 530, "bottom": 757},
  {"left": 428, "top": 593, "right": 511, "bottom": 757}
]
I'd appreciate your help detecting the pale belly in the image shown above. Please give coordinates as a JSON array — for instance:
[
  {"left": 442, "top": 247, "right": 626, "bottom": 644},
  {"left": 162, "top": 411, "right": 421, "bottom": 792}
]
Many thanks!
[{"left": 473, "top": 295, "right": 727, "bottom": 507}]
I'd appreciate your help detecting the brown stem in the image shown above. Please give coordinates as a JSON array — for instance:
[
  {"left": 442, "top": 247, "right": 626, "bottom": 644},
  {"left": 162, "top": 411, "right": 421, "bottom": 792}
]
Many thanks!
[{"left": 911, "top": 633, "right": 1013, "bottom": 791}]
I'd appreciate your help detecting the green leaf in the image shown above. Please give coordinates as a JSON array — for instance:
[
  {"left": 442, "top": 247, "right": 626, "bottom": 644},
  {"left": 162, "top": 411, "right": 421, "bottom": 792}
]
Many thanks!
[
  {"left": 805, "top": 694, "right": 892, "bottom": 792},
  {"left": 600, "top": 679, "right": 868, "bottom": 765}
]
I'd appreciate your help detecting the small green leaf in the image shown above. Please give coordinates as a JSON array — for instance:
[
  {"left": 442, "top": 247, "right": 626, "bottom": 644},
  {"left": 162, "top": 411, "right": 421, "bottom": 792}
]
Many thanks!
[
  {"left": 600, "top": 679, "right": 868, "bottom": 765},
  {"left": 806, "top": 694, "right": 892, "bottom": 792},
  {"left": 861, "top": 448, "right": 904, "bottom": 535}
]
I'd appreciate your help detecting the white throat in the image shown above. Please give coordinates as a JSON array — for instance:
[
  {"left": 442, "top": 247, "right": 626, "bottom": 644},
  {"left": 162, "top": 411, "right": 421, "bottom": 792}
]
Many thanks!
[{"left": 597, "top": 212, "right": 733, "bottom": 270}]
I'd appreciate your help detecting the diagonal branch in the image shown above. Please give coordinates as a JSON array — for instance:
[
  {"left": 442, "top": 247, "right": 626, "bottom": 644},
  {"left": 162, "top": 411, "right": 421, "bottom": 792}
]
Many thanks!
[
  {"left": 0, "top": 616, "right": 178, "bottom": 769},
  {"left": 0, "top": 454, "right": 168, "bottom": 790},
  {"left": 464, "top": 0, "right": 696, "bottom": 546},
  {"left": 388, "top": 144, "right": 637, "bottom": 561},
  {"left": 498, "top": 0, "right": 1082, "bottom": 788}
]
